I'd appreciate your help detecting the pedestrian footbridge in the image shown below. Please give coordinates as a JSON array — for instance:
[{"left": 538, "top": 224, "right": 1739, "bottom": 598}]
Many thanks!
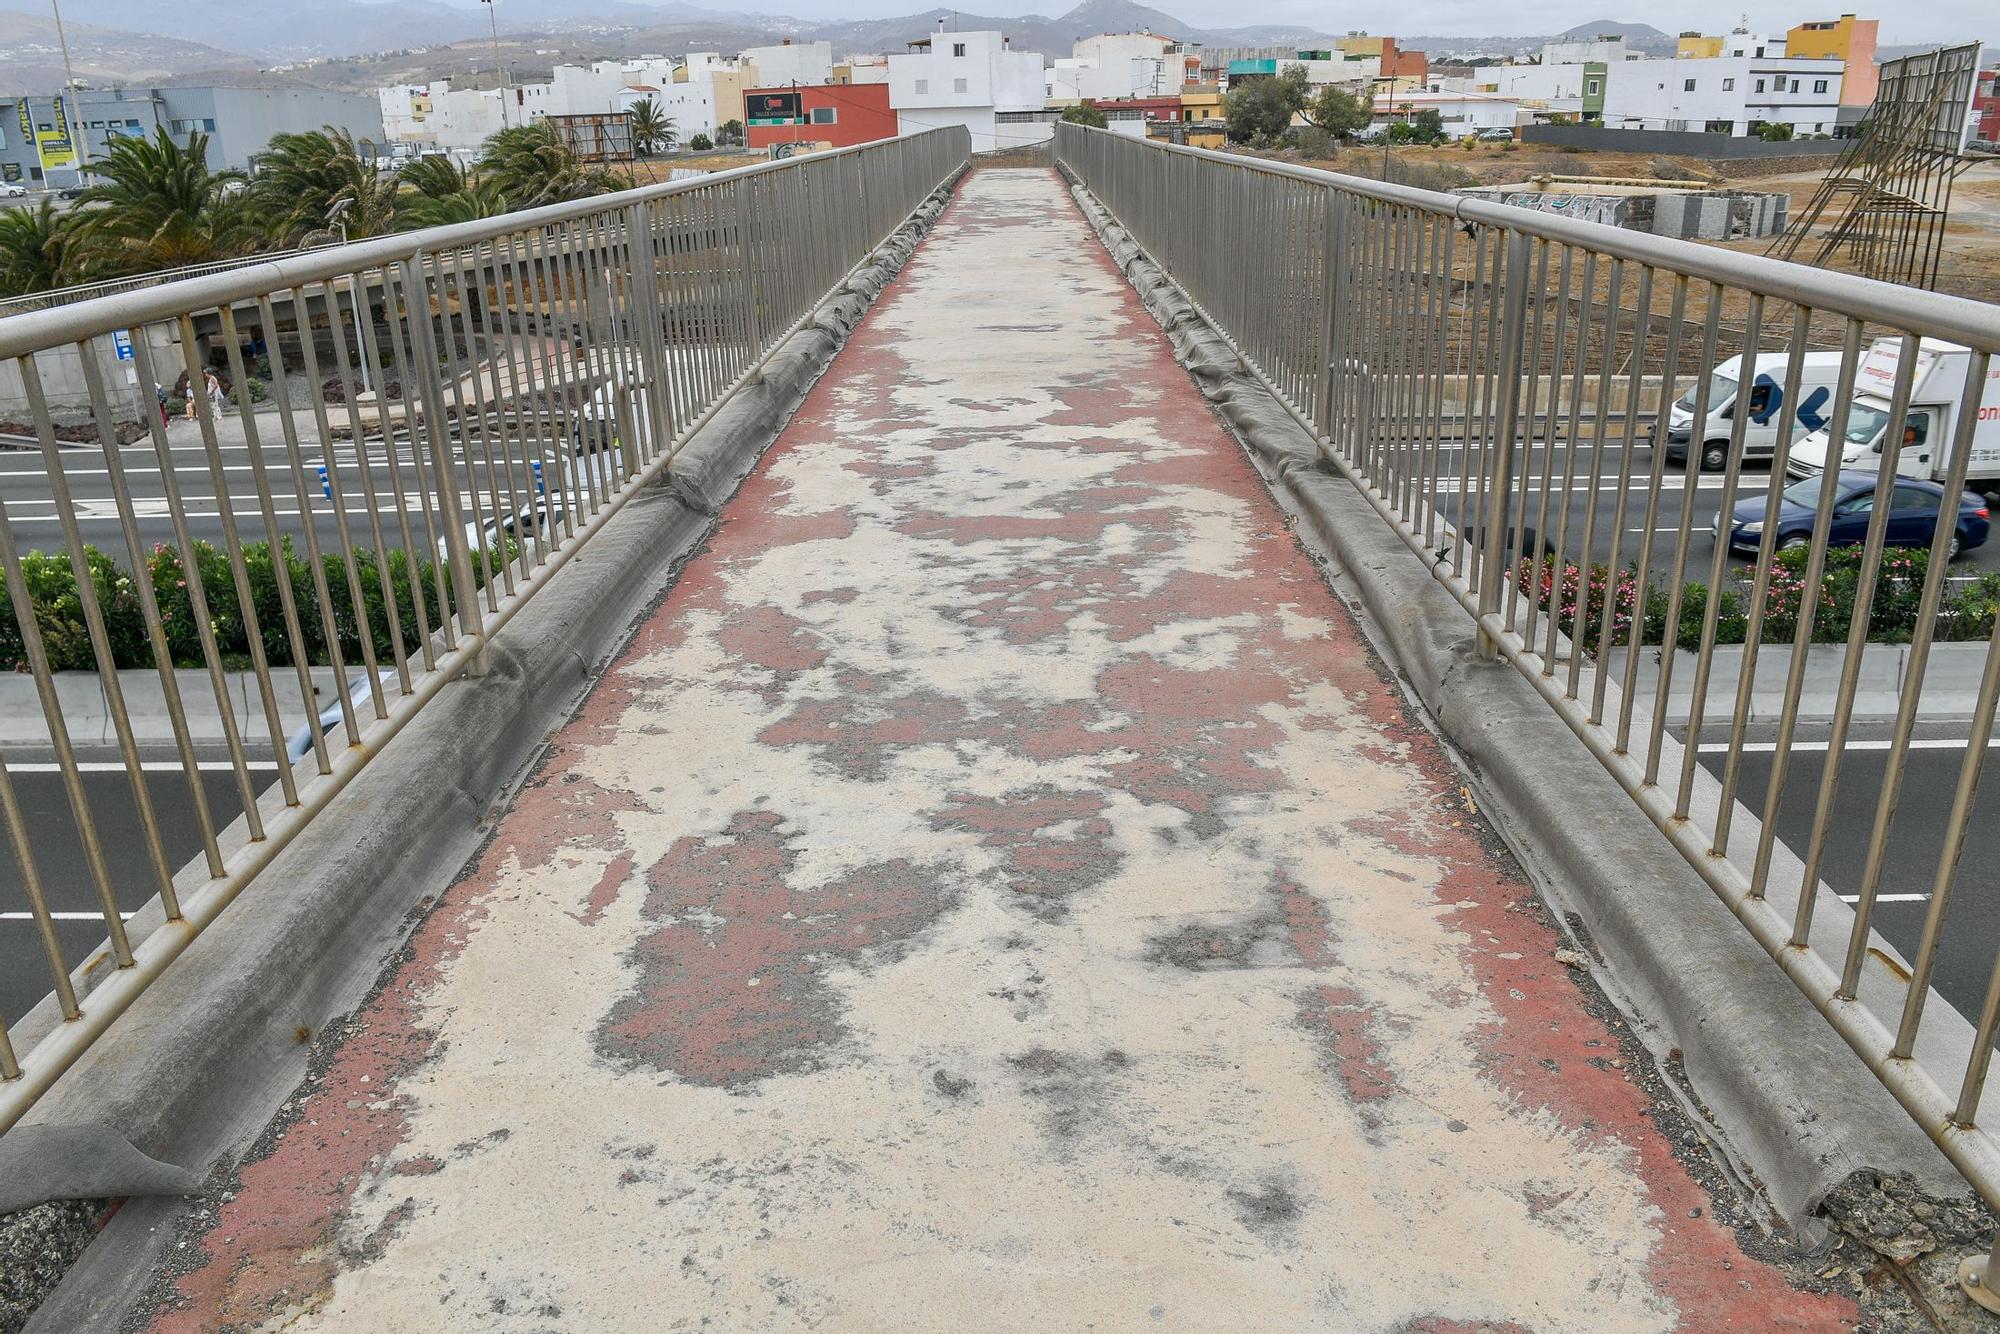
[{"left": 5, "top": 129, "right": 2000, "bottom": 1329}]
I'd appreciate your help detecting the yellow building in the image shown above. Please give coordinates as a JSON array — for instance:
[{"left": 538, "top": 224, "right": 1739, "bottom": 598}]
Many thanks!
[
  {"left": 1787, "top": 14, "right": 1879, "bottom": 105},
  {"left": 1677, "top": 32, "right": 1725, "bottom": 58},
  {"left": 1335, "top": 34, "right": 1388, "bottom": 60},
  {"left": 1179, "top": 85, "right": 1224, "bottom": 123}
]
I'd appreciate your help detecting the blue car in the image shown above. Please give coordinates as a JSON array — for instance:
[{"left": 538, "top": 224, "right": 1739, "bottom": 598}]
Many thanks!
[{"left": 1713, "top": 469, "right": 1990, "bottom": 560}]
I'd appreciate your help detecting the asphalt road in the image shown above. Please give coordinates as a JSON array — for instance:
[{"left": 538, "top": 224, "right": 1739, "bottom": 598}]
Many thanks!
[
  {"left": 1676, "top": 718, "right": 2000, "bottom": 1030},
  {"left": 0, "top": 423, "right": 626, "bottom": 560},
  {"left": 1425, "top": 437, "right": 2000, "bottom": 583},
  {"left": 0, "top": 763, "right": 267, "bottom": 1030}
]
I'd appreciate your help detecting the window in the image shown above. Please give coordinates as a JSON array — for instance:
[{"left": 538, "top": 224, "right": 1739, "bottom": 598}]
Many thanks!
[
  {"left": 1585, "top": 78, "right": 1601, "bottom": 95},
  {"left": 809, "top": 106, "right": 837, "bottom": 124},
  {"left": 952, "top": 42, "right": 966, "bottom": 57},
  {"left": 1722, "top": 77, "right": 1735, "bottom": 91},
  {"left": 953, "top": 78, "right": 968, "bottom": 94},
  {"left": 1790, "top": 79, "right": 1800, "bottom": 93},
  {"left": 1683, "top": 78, "right": 1696, "bottom": 92},
  {"left": 914, "top": 78, "right": 928, "bottom": 94},
  {"left": 1814, "top": 79, "right": 1828, "bottom": 93},
  {"left": 1755, "top": 78, "right": 1766, "bottom": 93}
]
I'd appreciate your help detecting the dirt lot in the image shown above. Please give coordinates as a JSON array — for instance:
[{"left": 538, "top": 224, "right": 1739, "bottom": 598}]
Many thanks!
[{"left": 619, "top": 152, "right": 765, "bottom": 184}]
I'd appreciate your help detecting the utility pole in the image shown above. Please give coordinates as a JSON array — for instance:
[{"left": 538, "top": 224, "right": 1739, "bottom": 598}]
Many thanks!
[
  {"left": 50, "top": 0, "right": 90, "bottom": 188},
  {"left": 482, "top": 0, "right": 512, "bottom": 128}
]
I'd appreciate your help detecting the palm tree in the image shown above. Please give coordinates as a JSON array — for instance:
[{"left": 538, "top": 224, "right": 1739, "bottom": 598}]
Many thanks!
[
  {"left": 395, "top": 156, "right": 508, "bottom": 231},
  {"left": 248, "top": 126, "right": 400, "bottom": 245},
  {"left": 0, "top": 198, "right": 83, "bottom": 296},
  {"left": 626, "top": 97, "right": 676, "bottom": 158},
  {"left": 69, "top": 128, "right": 255, "bottom": 275},
  {"left": 478, "top": 122, "right": 623, "bottom": 211}
]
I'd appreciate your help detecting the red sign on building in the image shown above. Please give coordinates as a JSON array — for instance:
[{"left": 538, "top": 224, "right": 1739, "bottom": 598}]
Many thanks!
[{"left": 744, "top": 83, "right": 898, "bottom": 150}]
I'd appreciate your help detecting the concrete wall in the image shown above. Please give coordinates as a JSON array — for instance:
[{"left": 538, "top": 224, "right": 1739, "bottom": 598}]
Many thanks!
[
  {"left": 1519, "top": 124, "right": 1846, "bottom": 157},
  {"left": 0, "top": 324, "right": 182, "bottom": 426},
  {"left": 1459, "top": 186, "right": 1788, "bottom": 239}
]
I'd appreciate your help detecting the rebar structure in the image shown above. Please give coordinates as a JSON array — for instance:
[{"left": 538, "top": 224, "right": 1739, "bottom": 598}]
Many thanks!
[{"left": 1770, "top": 42, "right": 1984, "bottom": 289}]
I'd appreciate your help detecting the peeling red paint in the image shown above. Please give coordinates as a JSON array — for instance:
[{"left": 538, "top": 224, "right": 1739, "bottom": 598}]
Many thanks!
[{"left": 597, "top": 809, "right": 948, "bottom": 1085}]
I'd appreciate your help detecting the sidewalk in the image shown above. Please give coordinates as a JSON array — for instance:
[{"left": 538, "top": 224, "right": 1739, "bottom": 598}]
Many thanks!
[{"left": 143, "top": 170, "right": 1853, "bottom": 1331}]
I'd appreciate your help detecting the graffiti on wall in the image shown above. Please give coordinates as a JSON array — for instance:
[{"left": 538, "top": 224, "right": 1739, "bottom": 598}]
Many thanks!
[{"left": 1495, "top": 191, "right": 1628, "bottom": 227}]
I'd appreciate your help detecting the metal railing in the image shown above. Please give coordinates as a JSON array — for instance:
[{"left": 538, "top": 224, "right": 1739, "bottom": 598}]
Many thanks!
[
  {"left": 0, "top": 241, "right": 351, "bottom": 320},
  {"left": 0, "top": 127, "right": 969, "bottom": 1130},
  {"left": 1056, "top": 123, "right": 2000, "bottom": 1234}
]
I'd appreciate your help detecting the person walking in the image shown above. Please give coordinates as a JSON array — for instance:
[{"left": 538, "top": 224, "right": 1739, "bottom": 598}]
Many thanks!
[{"left": 204, "top": 368, "right": 225, "bottom": 419}]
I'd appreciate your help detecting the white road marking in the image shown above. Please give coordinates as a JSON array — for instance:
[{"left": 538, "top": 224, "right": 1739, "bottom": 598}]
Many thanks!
[
  {"left": 4, "top": 761, "right": 281, "bottom": 773},
  {"left": 1, "top": 910, "right": 136, "bottom": 921},
  {"left": 1836, "top": 893, "right": 1931, "bottom": 904},
  {"left": 1696, "top": 738, "right": 2000, "bottom": 754}
]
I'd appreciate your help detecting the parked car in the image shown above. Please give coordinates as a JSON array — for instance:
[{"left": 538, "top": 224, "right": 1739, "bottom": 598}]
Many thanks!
[
  {"left": 53, "top": 185, "right": 86, "bottom": 201},
  {"left": 1968, "top": 138, "right": 1998, "bottom": 155},
  {"left": 1473, "top": 127, "right": 1515, "bottom": 143},
  {"left": 1711, "top": 469, "right": 1990, "bottom": 560},
  {"left": 0, "top": 182, "right": 26, "bottom": 198},
  {"left": 286, "top": 668, "right": 401, "bottom": 762}
]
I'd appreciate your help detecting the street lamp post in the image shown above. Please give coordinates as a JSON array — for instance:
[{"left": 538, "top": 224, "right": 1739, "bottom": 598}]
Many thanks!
[
  {"left": 49, "top": 0, "right": 90, "bottom": 188},
  {"left": 482, "top": 0, "right": 512, "bottom": 129}
]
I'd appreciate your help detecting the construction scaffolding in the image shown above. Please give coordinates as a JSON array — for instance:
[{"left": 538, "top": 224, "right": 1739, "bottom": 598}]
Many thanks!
[{"left": 1769, "top": 42, "right": 1983, "bottom": 289}]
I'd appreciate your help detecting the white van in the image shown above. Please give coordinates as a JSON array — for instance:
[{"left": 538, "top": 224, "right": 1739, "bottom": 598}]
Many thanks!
[
  {"left": 1786, "top": 338, "right": 2000, "bottom": 489},
  {"left": 1659, "top": 351, "right": 1848, "bottom": 472}
]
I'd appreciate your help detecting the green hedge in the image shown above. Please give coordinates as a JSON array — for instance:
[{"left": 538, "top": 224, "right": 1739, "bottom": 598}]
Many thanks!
[
  {"left": 0, "top": 537, "right": 513, "bottom": 672},
  {"left": 1517, "top": 544, "right": 2000, "bottom": 655}
]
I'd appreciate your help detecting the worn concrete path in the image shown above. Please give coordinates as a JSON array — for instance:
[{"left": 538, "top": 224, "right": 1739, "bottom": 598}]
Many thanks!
[{"left": 146, "top": 170, "right": 1853, "bottom": 1332}]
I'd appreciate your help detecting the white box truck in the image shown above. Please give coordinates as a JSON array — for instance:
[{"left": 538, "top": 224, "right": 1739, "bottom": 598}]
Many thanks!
[
  {"left": 1659, "top": 350, "right": 1849, "bottom": 472},
  {"left": 1786, "top": 338, "right": 2000, "bottom": 489}
]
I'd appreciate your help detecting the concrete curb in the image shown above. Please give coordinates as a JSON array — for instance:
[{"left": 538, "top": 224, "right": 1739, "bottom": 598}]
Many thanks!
[
  {"left": 1061, "top": 174, "right": 1971, "bottom": 1233},
  {"left": 7, "top": 174, "right": 963, "bottom": 1333}
]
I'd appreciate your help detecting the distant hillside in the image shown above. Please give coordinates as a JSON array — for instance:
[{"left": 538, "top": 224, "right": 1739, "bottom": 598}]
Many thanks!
[
  {"left": 1554, "top": 19, "right": 1674, "bottom": 53},
  {"left": 0, "top": 9, "right": 258, "bottom": 93}
]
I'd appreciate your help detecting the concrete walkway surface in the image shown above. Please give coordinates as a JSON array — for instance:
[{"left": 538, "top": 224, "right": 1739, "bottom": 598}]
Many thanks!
[{"left": 143, "top": 170, "right": 1854, "bottom": 1331}]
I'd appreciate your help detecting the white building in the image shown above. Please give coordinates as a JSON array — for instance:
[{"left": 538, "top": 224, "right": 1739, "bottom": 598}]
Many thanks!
[
  {"left": 1540, "top": 36, "right": 1647, "bottom": 65},
  {"left": 888, "top": 29, "right": 1048, "bottom": 151},
  {"left": 1492, "top": 63, "right": 1595, "bottom": 119},
  {"left": 842, "top": 54, "right": 891, "bottom": 85},
  {"left": 377, "top": 79, "right": 506, "bottom": 152},
  {"left": 1372, "top": 89, "right": 1521, "bottom": 134},
  {"left": 742, "top": 40, "right": 835, "bottom": 88},
  {"left": 1050, "top": 33, "right": 1188, "bottom": 102},
  {"left": 616, "top": 82, "right": 718, "bottom": 138},
  {"left": 1602, "top": 55, "right": 1843, "bottom": 135}
]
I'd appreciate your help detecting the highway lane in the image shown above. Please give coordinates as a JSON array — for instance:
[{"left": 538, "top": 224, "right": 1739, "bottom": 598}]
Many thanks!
[
  {"left": 1419, "top": 439, "right": 2000, "bottom": 581},
  {"left": 1675, "top": 719, "right": 2000, "bottom": 1034},
  {"left": 0, "top": 763, "right": 266, "bottom": 1030},
  {"left": 0, "top": 423, "right": 627, "bottom": 557}
]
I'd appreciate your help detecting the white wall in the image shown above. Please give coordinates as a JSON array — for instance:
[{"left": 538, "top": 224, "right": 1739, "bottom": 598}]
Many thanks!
[
  {"left": 743, "top": 41, "right": 835, "bottom": 87},
  {"left": 617, "top": 82, "right": 717, "bottom": 137},
  {"left": 1373, "top": 94, "right": 1520, "bottom": 132},
  {"left": 1602, "top": 56, "right": 1842, "bottom": 134},
  {"left": 889, "top": 30, "right": 1046, "bottom": 121},
  {"left": 895, "top": 106, "right": 1054, "bottom": 150}
]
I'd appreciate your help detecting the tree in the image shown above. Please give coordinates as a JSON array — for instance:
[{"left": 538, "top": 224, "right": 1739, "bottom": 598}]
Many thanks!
[
  {"left": 1061, "top": 102, "right": 1109, "bottom": 129},
  {"left": 1224, "top": 64, "right": 1310, "bottom": 145},
  {"left": 0, "top": 198, "right": 82, "bottom": 296},
  {"left": 627, "top": 97, "right": 677, "bottom": 157},
  {"left": 395, "top": 156, "right": 506, "bottom": 230},
  {"left": 477, "top": 122, "right": 621, "bottom": 210},
  {"left": 1303, "top": 86, "right": 1370, "bottom": 141},
  {"left": 689, "top": 132, "right": 714, "bottom": 152},
  {"left": 248, "top": 126, "right": 400, "bottom": 245},
  {"left": 69, "top": 128, "right": 255, "bottom": 275},
  {"left": 1758, "top": 121, "right": 1795, "bottom": 142},
  {"left": 1412, "top": 108, "right": 1446, "bottom": 144},
  {"left": 717, "top": 119, "right": 744, "bottom": 146}
]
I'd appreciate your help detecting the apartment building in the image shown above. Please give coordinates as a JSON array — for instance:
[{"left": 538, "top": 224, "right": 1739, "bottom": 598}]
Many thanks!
[
  {"left": 888, "top": 28, "right": 1048, "bottom": 150},
  {"left": 1602, "top": 54, "right": 1844, "bottom": 135},
  {"left": 1786, "top": 14, "right": 1880, "bottom": 106}
]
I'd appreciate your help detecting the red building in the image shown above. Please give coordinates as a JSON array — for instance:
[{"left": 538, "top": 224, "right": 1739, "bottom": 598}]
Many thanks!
[
  {"left": 1974, "top": 68, "right": 1999, "bottom": 146},
  {"left": 1090, "top": 95, "right": 1183, "bottom": 125},
  {"left": 744, "top": 83, "right": 897, "bottom": 151}
]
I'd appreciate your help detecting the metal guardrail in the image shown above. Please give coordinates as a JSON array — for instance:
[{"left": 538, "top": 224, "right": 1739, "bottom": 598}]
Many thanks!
[
  {"left": 1056, "top": 122, "right": 2000, "bottom": 1272},
  {"left": 0, "top": 126, "right": 970, "bottom": 1131},
  {"left": 0, "top": 242, "right": 351, "bottom": 320}
]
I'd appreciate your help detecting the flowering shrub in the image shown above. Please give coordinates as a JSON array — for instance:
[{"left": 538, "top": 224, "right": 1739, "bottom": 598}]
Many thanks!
[{"left": 1515, "top": 544, "right": 2000, "bottom": 654}]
